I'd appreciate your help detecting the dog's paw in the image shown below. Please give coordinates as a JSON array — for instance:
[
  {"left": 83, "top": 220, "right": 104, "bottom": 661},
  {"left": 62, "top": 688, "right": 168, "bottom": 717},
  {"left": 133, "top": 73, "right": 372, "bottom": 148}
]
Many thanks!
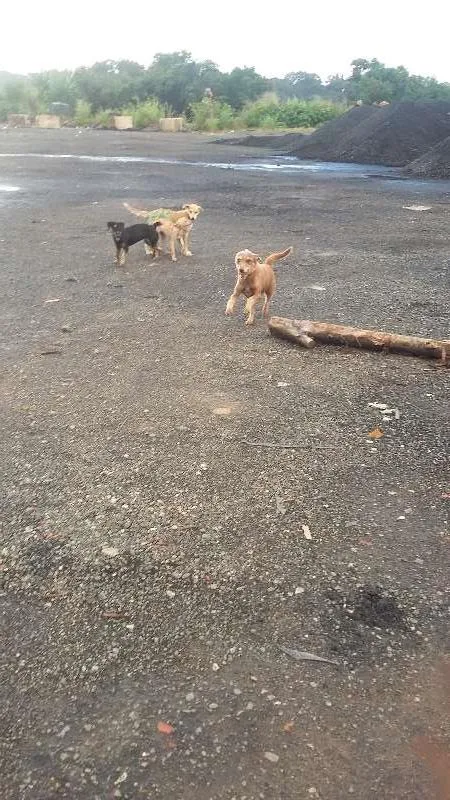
[
  {"left": 225, "top": 303, "right": 234, "bottom": 316},
  {"left": 185, "top": 250, "right": 192, "bottom": 257},
  {"left": 245, "top": 317, "right": 255, "bottom": 326}
]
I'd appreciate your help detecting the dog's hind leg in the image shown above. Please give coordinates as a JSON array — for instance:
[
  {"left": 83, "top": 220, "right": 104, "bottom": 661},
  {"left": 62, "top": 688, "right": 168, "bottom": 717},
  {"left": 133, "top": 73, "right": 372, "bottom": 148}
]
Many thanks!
[
  {"left": 262, "top": 292, "right": 272, "bottom": 319},
  {"left": 244, "top": 294, "right": 261, "bottom": 326}
]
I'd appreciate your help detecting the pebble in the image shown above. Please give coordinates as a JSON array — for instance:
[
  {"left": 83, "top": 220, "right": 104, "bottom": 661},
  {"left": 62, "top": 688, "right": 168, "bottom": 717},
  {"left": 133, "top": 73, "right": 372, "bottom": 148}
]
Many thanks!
[
  {"left": 101, "top": 546, "right": 119, "bottom": 557},
  {"left": 264, "top": 751, "right": 279, "bottom": 763}
]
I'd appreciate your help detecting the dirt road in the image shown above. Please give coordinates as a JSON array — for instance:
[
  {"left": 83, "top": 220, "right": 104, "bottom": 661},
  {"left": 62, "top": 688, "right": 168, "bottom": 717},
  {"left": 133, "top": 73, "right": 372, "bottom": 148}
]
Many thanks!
[{"left": 1, "top": 129, "right": 449, "bottom": 799}]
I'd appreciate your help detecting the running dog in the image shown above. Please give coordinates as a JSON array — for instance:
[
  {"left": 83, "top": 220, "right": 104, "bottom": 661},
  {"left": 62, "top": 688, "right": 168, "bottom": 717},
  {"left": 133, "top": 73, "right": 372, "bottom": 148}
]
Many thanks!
[
  {"left": 225, "top": 247, "right": 293, "bottom": 325},
  {"left": 107, "top": 221, "right": 160, "bottom": 267}
]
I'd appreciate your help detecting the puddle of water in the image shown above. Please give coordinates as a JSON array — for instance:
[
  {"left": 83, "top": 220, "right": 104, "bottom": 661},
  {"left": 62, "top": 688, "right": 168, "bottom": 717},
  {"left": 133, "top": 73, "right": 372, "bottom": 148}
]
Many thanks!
[
  {"left": 0, "top": 151, "right": 399, "bottom": 179},
  {"left": 1, "top": 153, "right": 447, "bottom": 191}
]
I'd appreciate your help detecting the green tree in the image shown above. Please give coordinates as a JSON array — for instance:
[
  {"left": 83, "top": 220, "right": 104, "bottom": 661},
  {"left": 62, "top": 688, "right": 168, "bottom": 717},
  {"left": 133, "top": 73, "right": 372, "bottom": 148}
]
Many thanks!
[
  {"left": 345, "top": 58, "right": 450, "bottom": 104},
  {"left": 31, "top": 70, "right": 78, "bottom": 111},
  {"left": 74, "top": 60, "right": 148, "bottom": 111},
  {"left": 323, "top": 74, "right": 347, "bottom": 102},
  {"left": 274, "top": 71, "right": 324, "bottom": 100},
  {"left": 146, "top": 52, "right": 222, "bottom": 113},
  {"left": 220, "top": 67, "right": 268, "bottom": 109}
]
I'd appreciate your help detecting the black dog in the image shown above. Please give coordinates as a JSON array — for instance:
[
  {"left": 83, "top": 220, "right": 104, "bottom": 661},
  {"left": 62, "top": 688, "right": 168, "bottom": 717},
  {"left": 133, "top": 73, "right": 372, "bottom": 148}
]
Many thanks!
[{"left": 107, "top": 221, "right": 160, "bottom": 266}]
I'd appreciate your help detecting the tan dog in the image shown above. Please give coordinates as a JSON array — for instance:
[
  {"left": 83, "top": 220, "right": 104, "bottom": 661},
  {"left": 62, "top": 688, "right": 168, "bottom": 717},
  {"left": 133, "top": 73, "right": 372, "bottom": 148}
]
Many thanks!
[
  {"left": 225, "top": 247, "right": 293, "bottom": 325},
  {"left": 123, "top": 202, "right": 202, "bottom": 262},
  {"left": 151, "top": 216, "right": 194, "bottom": 262}
]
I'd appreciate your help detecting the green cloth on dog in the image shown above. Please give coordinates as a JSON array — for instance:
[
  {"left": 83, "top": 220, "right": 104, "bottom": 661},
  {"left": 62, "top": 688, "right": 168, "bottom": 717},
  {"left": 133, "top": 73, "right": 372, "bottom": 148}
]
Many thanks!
[{"left": 145, "top": 208, "right": 173, "bottom": 224}]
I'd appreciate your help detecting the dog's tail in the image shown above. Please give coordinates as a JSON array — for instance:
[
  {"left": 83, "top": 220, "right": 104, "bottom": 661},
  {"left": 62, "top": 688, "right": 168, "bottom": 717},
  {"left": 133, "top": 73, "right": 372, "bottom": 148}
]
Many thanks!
[
  {"left": 123, "top": 202, "right": 149, "bottom": 219},
  {"left": 265, "top": 246, "right": 293, "bottom": 266}
]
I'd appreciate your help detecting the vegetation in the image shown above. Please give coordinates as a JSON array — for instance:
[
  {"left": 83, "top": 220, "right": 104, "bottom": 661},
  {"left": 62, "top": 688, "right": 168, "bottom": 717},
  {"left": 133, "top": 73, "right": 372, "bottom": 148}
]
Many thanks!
[
  {"left": 126, "top": 98, "right": 169, "bottom": 129},
  {"left": 0, "top": 54, "right": 449, "bottom": 130}
]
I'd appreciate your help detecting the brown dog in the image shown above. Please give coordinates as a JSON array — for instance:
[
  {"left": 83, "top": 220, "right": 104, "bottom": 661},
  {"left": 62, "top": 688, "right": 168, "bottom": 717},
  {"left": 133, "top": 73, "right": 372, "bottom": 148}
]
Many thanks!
[
  {"left": 225, "top": 247, "right": 293, "bottom": 325},
  {"left": 123, "top": 202, "right": 202, "bottom": 261},
  {"left": 151, "top": 215, "right": 195, "bottom": 262}
]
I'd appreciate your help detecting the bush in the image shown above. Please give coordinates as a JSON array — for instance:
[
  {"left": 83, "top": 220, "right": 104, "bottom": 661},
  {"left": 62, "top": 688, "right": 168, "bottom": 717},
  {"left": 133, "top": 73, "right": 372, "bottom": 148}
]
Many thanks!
[
  {"left": 276, "top": 98, "right": 344, "bottom": 127},
  {"left": 73, "top": 100, "right": 93, "bottom": 126},
  {"left": 92, "top": 109, "right": 114, "bottom": 128},
  {"left": 238, "top": 97, "right": 345, "bottom": 129},
  {"left": 125, "top": 98, "right": 169, "bottom": 129},
  {"left": 190, "top": 99, "right": 235, "bottom": 131},
  {"left": 239, "top": 98, "right": 281, "bottom": 128}
]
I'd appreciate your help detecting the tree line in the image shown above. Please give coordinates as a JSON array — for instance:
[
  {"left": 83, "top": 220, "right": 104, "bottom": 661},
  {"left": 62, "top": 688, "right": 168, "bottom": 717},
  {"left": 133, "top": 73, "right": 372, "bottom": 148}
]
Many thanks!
[{"left": 1, "top": 53, "right": 449, "bottom": 119}]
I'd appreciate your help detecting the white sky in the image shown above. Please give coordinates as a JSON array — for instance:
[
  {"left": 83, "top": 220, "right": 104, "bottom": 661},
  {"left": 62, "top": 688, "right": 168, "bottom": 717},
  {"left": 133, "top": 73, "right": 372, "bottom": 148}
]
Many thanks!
[{"left": 3, "top": 0, "right": 450, "bottom": 81}]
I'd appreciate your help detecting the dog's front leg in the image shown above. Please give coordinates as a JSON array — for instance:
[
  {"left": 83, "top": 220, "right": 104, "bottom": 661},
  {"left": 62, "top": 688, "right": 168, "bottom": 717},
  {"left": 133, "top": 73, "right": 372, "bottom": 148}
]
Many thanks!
[
  {"left": 119, "top": 248, "right": 127, "bottom": 267},
  {"left": 183, "top": 230, "right": 192, "bottom": 256},
  {"left": 225, "top": 280, "right": 244, "bottom": 316},
  {"left": 169, "top": 234, "right": 177, "bottom": 262},
  {"left": 244, "top": 294, "right": 261, "bottom": 325}
]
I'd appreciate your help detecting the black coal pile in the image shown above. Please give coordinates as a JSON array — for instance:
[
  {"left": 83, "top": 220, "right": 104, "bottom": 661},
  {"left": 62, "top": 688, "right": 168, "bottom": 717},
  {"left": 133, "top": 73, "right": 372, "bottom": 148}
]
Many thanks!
[
  {"left": 404, "top": 134, "right": 450, "bottom": 178},
  {"left": 289, "top": 105, "right": 380, "bottom": 161},
  {"left": 291, "top": 102, "right": 450, "bottom": 167}
]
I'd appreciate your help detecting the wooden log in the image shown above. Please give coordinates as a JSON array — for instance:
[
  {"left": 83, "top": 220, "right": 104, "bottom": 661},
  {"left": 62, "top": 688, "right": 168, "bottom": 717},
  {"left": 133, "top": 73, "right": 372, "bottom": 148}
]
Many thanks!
[{"left": 268, "top": 316, "right": 450, "bottom": 363}]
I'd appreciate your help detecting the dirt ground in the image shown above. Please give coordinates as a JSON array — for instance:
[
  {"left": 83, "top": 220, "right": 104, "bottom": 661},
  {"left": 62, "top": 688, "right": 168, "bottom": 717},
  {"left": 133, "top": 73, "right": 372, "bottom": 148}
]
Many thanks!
[{"left": 1, "top": 129, "right": 449, "bottom": 800}]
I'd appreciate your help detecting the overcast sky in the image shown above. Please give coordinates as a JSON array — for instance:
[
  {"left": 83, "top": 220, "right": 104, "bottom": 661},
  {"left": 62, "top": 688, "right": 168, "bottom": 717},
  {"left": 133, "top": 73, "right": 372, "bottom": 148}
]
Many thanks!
[{"left": 3, "top": 0, "right": 450, "bottom": 81}]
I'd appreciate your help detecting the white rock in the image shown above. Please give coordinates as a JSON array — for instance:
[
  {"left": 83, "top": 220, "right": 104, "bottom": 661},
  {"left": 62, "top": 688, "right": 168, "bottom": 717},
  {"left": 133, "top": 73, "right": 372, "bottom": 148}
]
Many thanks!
[{"left": 101, "top": 546, "right": 119, "bottom": 557}]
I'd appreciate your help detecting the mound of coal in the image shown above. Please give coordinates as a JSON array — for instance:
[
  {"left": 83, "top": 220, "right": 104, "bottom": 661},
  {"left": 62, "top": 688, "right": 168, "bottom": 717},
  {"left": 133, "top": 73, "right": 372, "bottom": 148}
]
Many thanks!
[
  {"left": 292, "top": 102, "right": 450, "bottom": 167},
  {"left": 404, "top": 135, "right": 450, "bottom": 178},
  {"left": 289, "top": 105, "right": 380, "bottom": 161},
  {"left": 214, "top": 132, "right": 303, "bottom": 149}
]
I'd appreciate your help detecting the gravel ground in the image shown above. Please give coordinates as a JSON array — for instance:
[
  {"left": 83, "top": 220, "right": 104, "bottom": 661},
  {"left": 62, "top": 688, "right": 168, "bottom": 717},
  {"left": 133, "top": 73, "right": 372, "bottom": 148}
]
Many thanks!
[{"left": 0, "top": 129, "right": 449, "bottom": 800}]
